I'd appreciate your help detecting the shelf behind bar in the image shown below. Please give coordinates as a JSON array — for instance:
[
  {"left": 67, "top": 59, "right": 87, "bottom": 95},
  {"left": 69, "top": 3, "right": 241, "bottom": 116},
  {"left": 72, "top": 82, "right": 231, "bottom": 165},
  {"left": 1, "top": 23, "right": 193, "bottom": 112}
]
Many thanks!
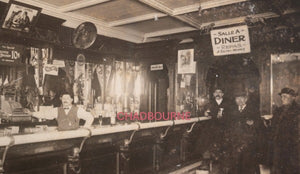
[{"left": 0, "top": 116, "right": 211, "bottom": 147}]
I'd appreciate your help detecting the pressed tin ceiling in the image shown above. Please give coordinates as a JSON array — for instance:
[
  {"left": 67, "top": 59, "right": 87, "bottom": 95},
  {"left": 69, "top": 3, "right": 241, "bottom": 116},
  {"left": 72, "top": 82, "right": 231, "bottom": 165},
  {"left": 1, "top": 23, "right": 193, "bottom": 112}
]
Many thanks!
[
  {"left": 74, "top": 0, "right": 158, "bottom": 22},
  {"left": 156, "top": 0, "right": 200, "bottom": 9}
]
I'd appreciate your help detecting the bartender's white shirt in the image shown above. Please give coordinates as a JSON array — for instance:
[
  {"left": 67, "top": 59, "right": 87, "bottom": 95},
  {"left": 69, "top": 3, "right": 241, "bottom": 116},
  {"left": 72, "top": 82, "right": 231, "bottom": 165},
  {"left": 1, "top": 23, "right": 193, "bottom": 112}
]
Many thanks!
[{"left": 33, "top": 106, "right": 93, "bottom": 121}]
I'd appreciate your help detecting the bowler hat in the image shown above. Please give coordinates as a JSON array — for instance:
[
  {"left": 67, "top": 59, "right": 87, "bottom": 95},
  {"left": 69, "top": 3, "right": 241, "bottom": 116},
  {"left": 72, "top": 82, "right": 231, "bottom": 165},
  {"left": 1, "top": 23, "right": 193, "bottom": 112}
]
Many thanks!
[
  {"left": 213, "top": 87, "right": 225, "bottom": 93},
  {"left": 278, "top": 88, "right": 298, "bottom": 97}
]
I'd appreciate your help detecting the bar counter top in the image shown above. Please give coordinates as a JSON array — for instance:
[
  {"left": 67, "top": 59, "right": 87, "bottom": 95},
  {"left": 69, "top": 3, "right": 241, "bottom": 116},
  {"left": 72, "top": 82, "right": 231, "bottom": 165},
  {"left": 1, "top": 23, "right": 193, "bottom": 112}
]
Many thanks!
[{"left": 0, "top": 117, "right": 211, "bottom": 147}]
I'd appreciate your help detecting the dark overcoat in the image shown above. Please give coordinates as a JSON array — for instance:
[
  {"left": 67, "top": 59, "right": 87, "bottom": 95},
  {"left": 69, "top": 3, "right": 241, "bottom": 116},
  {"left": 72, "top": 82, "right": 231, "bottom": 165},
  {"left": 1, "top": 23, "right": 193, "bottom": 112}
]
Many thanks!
[
  {"left": 226, "top": 104, "right": 260, "bottom": 174},
  {"left": 271, "top": 101, "right": 300, "bottom": 174}
]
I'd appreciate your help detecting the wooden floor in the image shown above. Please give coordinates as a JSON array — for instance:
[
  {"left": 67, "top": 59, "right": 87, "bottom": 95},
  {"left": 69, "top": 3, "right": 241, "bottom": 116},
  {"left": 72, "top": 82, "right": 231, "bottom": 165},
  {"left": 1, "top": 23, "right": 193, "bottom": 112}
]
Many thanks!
[
  {"left": 167, "top": 162, "right": 271, "bottom": 174},
  {"left": 168, "top": 161, "right": 202, "bottom": 174}
]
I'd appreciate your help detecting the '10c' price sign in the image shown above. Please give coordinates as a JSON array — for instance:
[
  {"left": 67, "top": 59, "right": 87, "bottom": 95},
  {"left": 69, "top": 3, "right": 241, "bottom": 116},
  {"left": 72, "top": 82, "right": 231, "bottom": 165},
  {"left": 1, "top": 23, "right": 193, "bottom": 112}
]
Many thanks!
[
  {"left": 0, "top": 44, "right": 23, "bottom": 64},
  {"left": 210, "top": 25, "right": 251, "bottom": 56}
]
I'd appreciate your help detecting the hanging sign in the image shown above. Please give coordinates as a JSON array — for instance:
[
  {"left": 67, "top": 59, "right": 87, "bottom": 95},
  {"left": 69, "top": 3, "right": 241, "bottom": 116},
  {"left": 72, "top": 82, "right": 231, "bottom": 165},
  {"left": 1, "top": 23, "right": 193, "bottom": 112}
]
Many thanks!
[
  {"left": 0, "top": 44, "right": 23, "bottom": 64},
  {"left": 210, "top": 25, "right": 250, "bottom": 56},
  {"left": 43, "top": 64, "right": 58, "bottom": 76},
  {"left": 52, "top": 59, "right": 65, "bottom": 67}
]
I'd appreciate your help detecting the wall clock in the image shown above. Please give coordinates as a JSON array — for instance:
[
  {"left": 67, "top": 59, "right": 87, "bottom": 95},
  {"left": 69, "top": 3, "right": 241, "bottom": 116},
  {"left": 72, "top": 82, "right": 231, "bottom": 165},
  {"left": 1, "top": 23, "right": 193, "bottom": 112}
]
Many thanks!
[{"left": 72, "top": 22, "right": 97, "bottom": 49}]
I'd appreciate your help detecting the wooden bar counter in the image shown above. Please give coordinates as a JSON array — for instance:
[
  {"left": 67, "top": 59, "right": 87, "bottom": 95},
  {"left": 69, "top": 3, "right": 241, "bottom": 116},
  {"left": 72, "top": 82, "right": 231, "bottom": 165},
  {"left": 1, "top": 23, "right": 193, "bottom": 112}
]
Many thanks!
[{"left": 0, "top": 117, "right": 211, "bottom": 174}]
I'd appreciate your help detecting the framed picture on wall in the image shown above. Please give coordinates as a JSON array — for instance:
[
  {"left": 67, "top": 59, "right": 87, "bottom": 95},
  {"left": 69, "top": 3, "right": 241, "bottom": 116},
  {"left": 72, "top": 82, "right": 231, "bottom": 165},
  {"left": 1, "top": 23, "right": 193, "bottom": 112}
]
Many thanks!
[
  {"left": 178, "top": 49, "right": 196, "bottom": 74},
  {"left": 1, "top": 0, "right": 41, "bottom": 32}
]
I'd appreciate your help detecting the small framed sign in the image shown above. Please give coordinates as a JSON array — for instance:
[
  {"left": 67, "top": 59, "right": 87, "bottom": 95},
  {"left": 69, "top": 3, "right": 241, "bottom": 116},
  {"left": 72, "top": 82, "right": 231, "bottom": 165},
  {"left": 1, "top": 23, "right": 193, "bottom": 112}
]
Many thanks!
[
  {"left": 150, "top": 64, "right": 163, "bottom": 71},
  {"left": 1, "top": 0, "right": 41, "bottom": 32},
  {"left": 0, "top": 43, "right": 24, "bottom": 64}
]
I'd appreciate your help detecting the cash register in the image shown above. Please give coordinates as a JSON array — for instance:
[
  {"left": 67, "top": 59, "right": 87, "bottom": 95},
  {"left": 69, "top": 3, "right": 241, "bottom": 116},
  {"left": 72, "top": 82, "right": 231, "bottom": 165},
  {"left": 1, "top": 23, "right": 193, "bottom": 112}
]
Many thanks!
[{"left": 0, "top": 95, "right": 33, "bottom": 123}]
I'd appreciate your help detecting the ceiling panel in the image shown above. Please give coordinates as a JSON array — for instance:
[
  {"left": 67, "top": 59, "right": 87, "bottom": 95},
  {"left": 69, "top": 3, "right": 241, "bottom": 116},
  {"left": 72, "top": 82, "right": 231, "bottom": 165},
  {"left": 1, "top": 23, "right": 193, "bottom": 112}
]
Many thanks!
[
  {"left": 186, "top": 1, "right": 269, "bottom": 24},
  {"left": 38, "top": 0, "right": 82, "bottom": 6},
  {"left": 116, "top": 16, "right": 189, "bottom": 33},
  {"left": 157, "top": 0, "right": 205, "bottom": 9},
  {"left": 74, "top": 0, "right": 159, "bottom": 22}
]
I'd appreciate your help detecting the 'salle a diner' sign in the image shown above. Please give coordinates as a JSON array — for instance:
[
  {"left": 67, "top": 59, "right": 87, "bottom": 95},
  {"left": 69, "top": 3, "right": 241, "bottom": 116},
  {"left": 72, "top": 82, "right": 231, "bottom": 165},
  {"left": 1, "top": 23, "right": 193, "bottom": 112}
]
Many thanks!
[{"left": 210, "top": 25, "right": 251, "bottom": 56}]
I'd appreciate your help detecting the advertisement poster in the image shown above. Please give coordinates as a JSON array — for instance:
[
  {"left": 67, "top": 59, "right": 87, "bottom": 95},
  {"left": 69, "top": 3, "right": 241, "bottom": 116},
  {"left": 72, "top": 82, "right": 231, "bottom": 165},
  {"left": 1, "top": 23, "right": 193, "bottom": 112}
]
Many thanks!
[
  {"left": 2, "top": 1, "right": 41, "bottom": 32},
  {"left": 210, "top": 25, "right": 250, "bottom": 56}
]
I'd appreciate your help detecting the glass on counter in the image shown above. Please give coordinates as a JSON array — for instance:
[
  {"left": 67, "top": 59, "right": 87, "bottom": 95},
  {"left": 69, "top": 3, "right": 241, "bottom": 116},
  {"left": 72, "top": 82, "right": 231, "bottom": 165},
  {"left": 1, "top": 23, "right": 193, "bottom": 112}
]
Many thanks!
[{"left": 94, "top": 96, "right": 117, "bottom": 126}]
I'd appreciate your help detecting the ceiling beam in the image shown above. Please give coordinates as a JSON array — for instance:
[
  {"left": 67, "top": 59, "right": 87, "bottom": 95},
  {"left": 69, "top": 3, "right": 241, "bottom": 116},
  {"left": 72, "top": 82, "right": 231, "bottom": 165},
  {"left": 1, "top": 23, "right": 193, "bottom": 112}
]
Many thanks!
[
  {"left": 144, "top": 12, "right": 281, "bottom": 40},
  {"left": 200, "top": 12, "right": 280, "bottom": 28},
  {"left": 144, "top": 27, "right": 196, "bottom": 38},
  {"left": 108, "top": 0, "right": 249, "bottom": 27},
  {"left": 175, "top": 15, "right": 202, "bottom": 29},
  {"left": 172, "top": 0, "right": 248, "bottom": 15},
  {"left": 172, "top": 4, "right": 199, "bottom": 16},
  {"left": 139, "top": 0, "right": 201, "bottom": 29},
  {"left": 139, "top": 0, "right": 173, "bottom": 15},
  {"left": 59, "top": 0, "right": 110, "bottom": 12},
  {"left": 108, "top": 13, "right": 167, "bottom": 27},
  {"left": 138, "top": 0, "right": 248, "bottom": 29},
  {"left": 201, "top": 0, "right": 248, "bottom": 10}
]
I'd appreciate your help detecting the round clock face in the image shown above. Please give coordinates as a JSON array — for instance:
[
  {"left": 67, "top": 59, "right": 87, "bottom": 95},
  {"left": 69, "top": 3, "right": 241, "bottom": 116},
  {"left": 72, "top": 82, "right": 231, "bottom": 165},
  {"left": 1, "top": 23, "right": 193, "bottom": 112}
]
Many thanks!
[{"left": 72, "top": 22, "right": 97, "bottom": 49}]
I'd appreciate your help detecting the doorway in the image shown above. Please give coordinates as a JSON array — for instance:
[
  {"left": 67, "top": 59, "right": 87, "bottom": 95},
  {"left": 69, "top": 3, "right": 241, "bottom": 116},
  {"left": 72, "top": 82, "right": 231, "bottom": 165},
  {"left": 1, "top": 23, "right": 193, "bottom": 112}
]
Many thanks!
[{"left": 206, "top": 56, "right": 260, "bottom": 108}]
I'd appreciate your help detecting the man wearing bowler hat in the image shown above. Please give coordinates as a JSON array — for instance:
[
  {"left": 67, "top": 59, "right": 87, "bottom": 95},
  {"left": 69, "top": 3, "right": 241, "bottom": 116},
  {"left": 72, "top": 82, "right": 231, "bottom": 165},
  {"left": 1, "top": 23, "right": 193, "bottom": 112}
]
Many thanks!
[
  {"left": 226, "top": 90, "right": 260, "bottom": 174},
  {"left": 269, "top": 87, "right": 299, "bottom": 174},
  {"left": 206, "top": 87, "right": 231, "bottom": 120},
  {"left": 205, "top": 87, "right": 233, "bottom": 173}
]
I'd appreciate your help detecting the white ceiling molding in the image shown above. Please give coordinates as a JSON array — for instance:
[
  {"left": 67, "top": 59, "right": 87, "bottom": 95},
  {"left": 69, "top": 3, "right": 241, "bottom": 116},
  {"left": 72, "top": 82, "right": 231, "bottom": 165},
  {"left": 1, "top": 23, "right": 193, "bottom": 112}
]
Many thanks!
[
  {"left": 144, "top": 27, "right": 196, "bottom": 38},
  {"left": 172, "top": 0, "right": 248, "bottom": 16},
  {"left": 201, "top": 0, "right": 248, "bottom": 10},
  {"left": 63, "top": 12, "right": 108, "bottom": 26},
  {"left": 60, "top": 0, "right": 111, "bottom": 12},
  {"left": 111, "top": 0, "right": 249, "bottom": 27},
  {"left": 142, "top": 37, "right": 162, "bottom": 43},
  {"left": 108, "top": 13, "right": 167, "bottom": 27},
  {"left": 0, "top": 0, "right": 145, "bottom": 43},
  {"left": 175, "top": 15, "right": 201, "bottom": 29},
  {"left": 179, "top": 38, "right": 194, "bottom": 44},
  {"left": 138, "top": 0, "right": 248, "bottom": 29},
  {"left": 172, "top": 4, "right": 200, "bottom": 16},
  {"left": 139, "top": 0, "right": 201, "bottom": 29},
  {"left": 139, "top": 0, "right": 174, "bottom": 15},
  {"left": 143, "top": 12, "right": 280, "bottom": 40},
  {"left": 200, "top": 12, "right": 279, "bottom": 28}
]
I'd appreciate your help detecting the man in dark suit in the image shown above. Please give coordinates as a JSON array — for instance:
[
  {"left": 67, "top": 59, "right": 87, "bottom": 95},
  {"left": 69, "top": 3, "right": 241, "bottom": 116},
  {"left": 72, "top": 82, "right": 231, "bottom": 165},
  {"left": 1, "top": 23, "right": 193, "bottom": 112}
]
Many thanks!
[
  {"left": 206, "top": 88, "right": 232, "bottom": 172},
  {"left": 226, "top": 91, "right": 260, "bottom": 174},
  {"left": 206, "top": 88, "right": 231, "bottom": 145}
]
